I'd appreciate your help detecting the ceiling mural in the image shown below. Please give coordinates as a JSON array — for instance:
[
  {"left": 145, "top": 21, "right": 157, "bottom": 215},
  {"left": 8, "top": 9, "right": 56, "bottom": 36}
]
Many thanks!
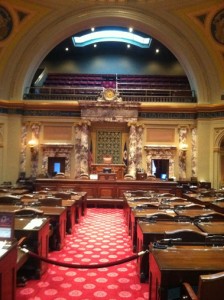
[
  {"left": 211, "top": 8, "right": 224, "bottom": 45},
  {"left": 0, "top": 5, "right": 13, "bottom": 41}
]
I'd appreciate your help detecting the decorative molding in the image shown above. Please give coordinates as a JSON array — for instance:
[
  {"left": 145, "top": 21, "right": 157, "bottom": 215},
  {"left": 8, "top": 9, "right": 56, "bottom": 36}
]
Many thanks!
[
  {"left": 79, "top": 100, "right": 140, "bottom": 122},
  {"left": 41, "top": 143, "right": 74, "bottom": 148},
  {"left": 144, "top": 145, "right": 176, "bottom": 150},
  {"left": 0, "top": 5, "right": 13, "bottom": 41},
  {"left": 211, "top": 9, "right": 224, "bottom": 45}
]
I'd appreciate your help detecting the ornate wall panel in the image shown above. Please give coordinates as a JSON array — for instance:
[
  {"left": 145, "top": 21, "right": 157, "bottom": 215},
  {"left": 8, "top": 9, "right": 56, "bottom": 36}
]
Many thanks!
[{"left": 96, "top": 130, "right": 121, "bottom": 164}]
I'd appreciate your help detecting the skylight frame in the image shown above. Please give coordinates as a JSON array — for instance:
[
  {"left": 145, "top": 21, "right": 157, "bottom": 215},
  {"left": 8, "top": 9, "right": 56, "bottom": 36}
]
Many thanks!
[{"left": 72, "top": 30, "right": 151, "bottom": 48}]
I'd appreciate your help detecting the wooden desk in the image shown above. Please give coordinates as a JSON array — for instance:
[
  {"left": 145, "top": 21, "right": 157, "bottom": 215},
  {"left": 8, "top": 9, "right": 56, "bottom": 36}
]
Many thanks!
[
  {"left": 149, "top": 245, "right": 224, "bottom": 300},
  {"left": 38, "top": 206, "right": 67, "bottom": 250},
  {"left": 0, "top": 205, "right": 66, "bottom": 251},
  {"left": 15, "top": 217, "right": 50, "bottom": 279},
  {"left": 175, "top": 208, "right": 224, "bottom": 220},
  {"left": 209, "top": 201, "right": 224, "bottom": 214},
  {"left": 137, "top": 221, "right": 201, "bottom": 282},
  {"left": 35, "top": 178, "right": 178, "bottom": 199},
  {"left": 98, "top": 172, "right": 116, "bottom": 181},
  {"left": 0, "top": 240, "right": 17, "bottom": 300},
  {"left": 196, "top": 221, "right": 224, "bottom": 235},
  {"left": 131, "top": 208, "right": 176, "bottom": 251},
  {"left": 184, "top": 193, "right": 217, "bottom": 207},
  {"left": 125, "top": 200, "right": 160, "bottom": 236},
  {"left": 61, "top": 200, "right": 76, "bottom": 234}
]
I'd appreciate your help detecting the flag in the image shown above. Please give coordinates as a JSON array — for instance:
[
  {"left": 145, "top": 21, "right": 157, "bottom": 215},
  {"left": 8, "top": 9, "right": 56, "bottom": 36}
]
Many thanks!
[
  {"left": 123, "top": 142, "right": 128, "bottom": 166},
  {"left": 88, "top": 140, "right": 93, "bottom": 169}
]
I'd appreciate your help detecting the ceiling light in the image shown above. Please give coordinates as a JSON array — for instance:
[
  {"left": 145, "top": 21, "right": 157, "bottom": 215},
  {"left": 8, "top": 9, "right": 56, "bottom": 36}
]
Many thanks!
[
  {"left": 72, "top": 30, "right": 151, "bottom": 48},
  {"left": 129, "top": 27, "right": 133, "bottom": 33}
]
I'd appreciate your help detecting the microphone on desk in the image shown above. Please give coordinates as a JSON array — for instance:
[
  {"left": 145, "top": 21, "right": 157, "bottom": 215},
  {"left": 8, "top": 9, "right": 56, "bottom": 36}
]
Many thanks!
[
  {"left": 174, "top": 205, "right": 185, "bottom": 210},
  {"left": 194, "top": 216, "right": 213, "bottom": 223},
  {"left": 162, "top": 238, "right": 182, "bottom": 242},
  {"left": 153, "top": 238, "right": 182, "bottom": 248},
  {"left": 214, "top": 197, "right": 224, "bottom": 202},
  {"left": 146, "top": 215, "right": 158, "bottom": 223},
  {"left": 161, "top": 238, "right": 182, "bottom": 247}
]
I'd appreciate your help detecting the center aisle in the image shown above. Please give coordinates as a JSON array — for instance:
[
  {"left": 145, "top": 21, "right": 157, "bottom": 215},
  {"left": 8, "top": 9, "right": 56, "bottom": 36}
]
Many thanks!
[{"left": 16, "top": 208, "right": 149, "bottom": 300}]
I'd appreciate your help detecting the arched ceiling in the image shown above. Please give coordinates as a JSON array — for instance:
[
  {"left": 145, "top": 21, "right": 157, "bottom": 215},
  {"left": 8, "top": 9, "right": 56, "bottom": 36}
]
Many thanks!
[{"left": 0, "top": 0, "right": 223, "bottom": 104}]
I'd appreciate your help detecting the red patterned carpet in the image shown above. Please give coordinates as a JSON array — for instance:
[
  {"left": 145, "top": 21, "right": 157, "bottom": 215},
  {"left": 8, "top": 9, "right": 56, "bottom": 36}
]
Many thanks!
[{"left": 16, "top": 208, "right": 149, "bottom": 300}]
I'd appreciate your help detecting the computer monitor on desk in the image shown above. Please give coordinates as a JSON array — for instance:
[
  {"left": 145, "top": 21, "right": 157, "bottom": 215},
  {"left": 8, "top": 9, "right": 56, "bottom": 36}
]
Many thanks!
[
  {"left": 0, "top": 212, "right": 14, "bottom": 241},
  {"left": 161, "top": 174, "right": 167, "bottom": 180},
  {"left": 103, "top": 168, "right": 112, "bottom": 173}
]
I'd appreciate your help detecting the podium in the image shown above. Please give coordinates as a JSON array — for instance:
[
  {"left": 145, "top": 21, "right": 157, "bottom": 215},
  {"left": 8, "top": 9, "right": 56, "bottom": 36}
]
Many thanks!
[
  {"left": 91, "top": 164, "right": 125, "bottom": 180},
  {"left": 98, "top": 173, "right": 116, "bottom": 181}
]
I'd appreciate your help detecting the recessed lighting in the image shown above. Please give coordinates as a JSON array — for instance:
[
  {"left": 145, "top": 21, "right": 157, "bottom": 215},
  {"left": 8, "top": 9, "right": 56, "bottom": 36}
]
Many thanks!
[
  {"left": 65, "top": 47, "right": 69, "bottom": 51},
  {"left": 93, "top": 44, "right": 97, "bottom": 48},
  {"left": 127, "top": 44, "right": 131, "bottom": 48},
  {"left": 91, "top": 27, "right": 95, "bottom": 32},
  {"left": 129, "top": 27, "right": 133, "bottom": 33},
  {"left": 155, "top": 48, "right": 160, "bottom": 53}
]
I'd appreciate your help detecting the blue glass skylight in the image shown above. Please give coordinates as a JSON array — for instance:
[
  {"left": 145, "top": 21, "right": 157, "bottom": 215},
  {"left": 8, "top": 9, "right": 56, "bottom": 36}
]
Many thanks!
[{"left": 72, "top": 30, "right": 151, "bottom": 48}]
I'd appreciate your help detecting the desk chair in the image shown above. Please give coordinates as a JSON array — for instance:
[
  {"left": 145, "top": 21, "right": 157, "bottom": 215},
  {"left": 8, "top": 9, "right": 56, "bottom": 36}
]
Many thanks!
[
  {"left": 139, "top": 212, "right": 175, "bottom": 223},
  {"left": 213, "top": 197, "right": 224, "bottom": 203},
  {"left": 194, "top": 212, "right": 224, "bottom": 223},
  {"left": 174, "top": 204, "right": 206, "bottom": 211},
  {"left": 78, "top": 173, "right": 89, "bottom": 180},
  {"left": 54, "top": 192, "right": 72, "bottom": 199},
  {"left": 38, "top": 197, "right": 63, "bottom": 206},
  {"left": 205, "top": 234, "right": 224, "bottom": 246},
  {"left": 181, "top": 271, "right": 224, "bottom": 300},
  {"left": 0, "top": 195, "right": 21, "bottom": 205},
  {"left": 124, "top": 174, "right": 135, "bottom": 180},
  {"left": 126, "top": 190, "right": 155, "bottom": 196},
  {"left": 14, "top": 207, "right": 44, "bottom": 218},
  {"left": 158, "top": 193, "right": 175, "bottom": 198},
  {"left": 134, "top": 203, "right": 159, "bottom": 210},
  {"left": 132, "top": 196, "right": 159, "bottom": 202},
  {"left": 146, "top": 174, "right": 156, "bottom": 181},
  {"left": 163, "top": 229, "right": 208, "bottom": 245},
  {"left": 102, "top": 154, "right": 112, "bottom": 164},
  {"left": 200, "top": 190, "right": 216, "bottom": 197}
]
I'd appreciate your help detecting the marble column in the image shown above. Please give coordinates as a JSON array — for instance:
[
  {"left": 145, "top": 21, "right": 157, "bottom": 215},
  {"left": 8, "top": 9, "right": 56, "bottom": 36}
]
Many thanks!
[
  {"left": 191, "top": 127, "right": 197, "bottom": 179},
  {"left": 19, "top": 122, "right": 29, "bottom": 174},
  {"left": 29, "top": 122, "right": 41, "bottom": 178},
  {"left": 178, "top": 127, "right": 188, "bottom": 180},
  {"left": 127, "top": 122, "right": 137, "bottom": 178},
  {"left": 136, "top": 124, "right": 144, "bottom": 170},
  {"left": 74, "top": 121, "right": 90, "bottom": 178}
]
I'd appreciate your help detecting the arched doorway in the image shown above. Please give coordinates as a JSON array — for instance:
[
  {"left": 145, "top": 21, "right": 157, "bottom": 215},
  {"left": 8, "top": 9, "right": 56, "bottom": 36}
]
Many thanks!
[
  {"left": 213, "top": 129, "right": 224, "bottom": 189},
  {"left": 220, "top": 139, "right": 224, "bottom": 187},
  {"left": 0, "top": 6, "right": 219, "bottom": 103}
]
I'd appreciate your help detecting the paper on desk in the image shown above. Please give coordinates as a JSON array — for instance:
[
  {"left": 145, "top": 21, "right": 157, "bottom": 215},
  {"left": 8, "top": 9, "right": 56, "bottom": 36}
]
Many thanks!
[
  {"left": 0, "top": 241, "right": 7, "bottom": 257},
  {"left": 0, "top": 241, "right": 6, "bottom": 249},
  {"left": 0, "top": 248, "right": 7, "bottom": 256},
  {"left": 23, "top": 218, "right": 44, "bottom": 229}
]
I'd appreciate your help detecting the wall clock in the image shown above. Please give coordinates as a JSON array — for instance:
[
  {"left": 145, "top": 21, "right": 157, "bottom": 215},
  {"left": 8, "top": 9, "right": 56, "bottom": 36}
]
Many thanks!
[{"left": 103, "top": 88, "right": 117, "bottom": 101}]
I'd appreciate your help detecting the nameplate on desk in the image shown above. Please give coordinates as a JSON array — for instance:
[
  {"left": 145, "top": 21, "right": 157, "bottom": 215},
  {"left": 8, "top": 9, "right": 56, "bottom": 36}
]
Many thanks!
[{"left": 90, "top": 174, "right": 98, "bottom": 180}]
